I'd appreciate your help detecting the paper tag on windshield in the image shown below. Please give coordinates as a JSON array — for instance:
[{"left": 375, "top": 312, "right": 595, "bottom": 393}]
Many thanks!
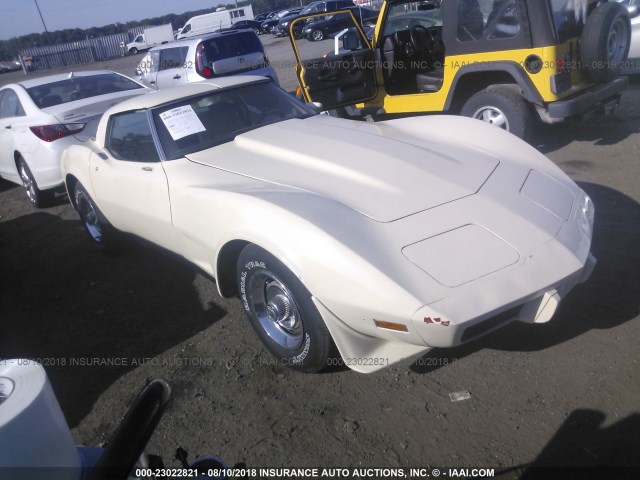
[{"left": 159, "top": 105, "right": 205, "bottom": 141}]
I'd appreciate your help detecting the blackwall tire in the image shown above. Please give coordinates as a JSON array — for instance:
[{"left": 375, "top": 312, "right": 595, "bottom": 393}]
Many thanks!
[
  {"left": 460, "top": 86, "right": 534, "bottom": 141},
  {"left": 237, "top": 244, "right": 335, "bottom": 373},
  {"left": 580, "top": 2, "right": 631, "bottom": 83}
]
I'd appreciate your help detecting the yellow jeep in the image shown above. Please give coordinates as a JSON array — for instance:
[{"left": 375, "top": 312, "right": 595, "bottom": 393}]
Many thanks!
[{"left": 289, "top": 0, "right": 631, "bottom": 139}]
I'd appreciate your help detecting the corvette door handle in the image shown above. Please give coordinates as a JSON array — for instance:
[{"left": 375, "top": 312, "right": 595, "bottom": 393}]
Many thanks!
[
  {"left": 173, "top": 74, "right": 182, "bottom": 80},
  {"left": 150, "top": 81, "right": 156, "bottom": 85},
  {"left": 4, "top": 125, "right": 10, "bottom": 129},
  {"left": 142, "top": 166, "right": 153, "bottom": 171}
]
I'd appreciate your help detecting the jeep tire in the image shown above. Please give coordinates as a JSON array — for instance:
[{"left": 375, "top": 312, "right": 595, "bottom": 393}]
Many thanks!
[
  {"left": 460, "top": 85, "right": 534, "bottom": 141},
  {"left": 581, "top": 2, "right": 631, "bottom": 83}
]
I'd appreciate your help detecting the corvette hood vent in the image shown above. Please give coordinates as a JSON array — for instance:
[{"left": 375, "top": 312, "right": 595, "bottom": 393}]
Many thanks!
[{"left": 186, "top": 117, "right": 500, "bottom": 222}]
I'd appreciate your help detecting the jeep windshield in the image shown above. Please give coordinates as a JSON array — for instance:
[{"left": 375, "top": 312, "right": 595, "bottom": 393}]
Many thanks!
[{"left": 153, "top": 81, "right": 315, "bottom": 160}]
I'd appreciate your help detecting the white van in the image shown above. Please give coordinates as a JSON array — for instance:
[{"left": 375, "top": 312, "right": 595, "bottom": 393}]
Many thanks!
[
  {"left": 177, "top": 11, "right": 232, "bottom": 39},
  {"left": 177, "top": 6, "right": 255, "bottom": 39}
]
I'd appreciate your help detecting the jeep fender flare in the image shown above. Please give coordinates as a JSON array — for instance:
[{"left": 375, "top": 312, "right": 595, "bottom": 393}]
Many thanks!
[{"left": 444, "top": 61, "right": 544, "bottom": 111}]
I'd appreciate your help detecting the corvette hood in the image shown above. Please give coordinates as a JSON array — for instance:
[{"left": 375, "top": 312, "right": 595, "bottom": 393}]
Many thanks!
[{"left": 185, "top": 117, "right": 500, "bottom": 222}]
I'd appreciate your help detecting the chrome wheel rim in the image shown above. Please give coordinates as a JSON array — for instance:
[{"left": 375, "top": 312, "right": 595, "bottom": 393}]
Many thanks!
[
  {"left": 473, "top": 106, "right": 510, "bottom": 131},
  {"left": 608, "top": 17, "right": 629, "bottom": 64},
  {"left": 248, "top": 271, "right": 303, "bottom": 350},
  {"left": 79, "top": 197, "right": 103, "bottom": 244},
  {"left": 312, "top": 30, "right": 323, "bottom": 41},
  {"left": 19, "top": 163, "right": 37, "bottom": 204}
]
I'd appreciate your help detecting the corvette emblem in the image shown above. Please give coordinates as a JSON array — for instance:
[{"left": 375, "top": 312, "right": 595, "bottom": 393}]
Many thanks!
[
  {"left": 424, "top": 317, "right": 450, "bottom": 326},
  {"left": 238, "top": 57, "right": 245, "bottom": 63}
]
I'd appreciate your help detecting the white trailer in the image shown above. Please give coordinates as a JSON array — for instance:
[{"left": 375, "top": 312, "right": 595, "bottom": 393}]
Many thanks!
[{"left": 126, "top": 24, "right": 173, "bottom": 54}]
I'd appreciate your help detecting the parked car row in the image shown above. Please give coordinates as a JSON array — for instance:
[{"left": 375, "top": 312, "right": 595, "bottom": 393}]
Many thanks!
[{"left": 0, "top": 3, "right": 601, "bottom": 374}]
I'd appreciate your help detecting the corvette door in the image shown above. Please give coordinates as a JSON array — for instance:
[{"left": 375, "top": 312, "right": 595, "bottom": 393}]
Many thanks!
[
  {"left": 290, "top": 11, "right": 377, "bottom": 109},
  {"left": 90, "top": 110, "right": 178, "bottom": 251}
]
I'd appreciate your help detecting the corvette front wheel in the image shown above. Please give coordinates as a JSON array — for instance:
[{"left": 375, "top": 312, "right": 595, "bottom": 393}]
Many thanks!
[{"left": 237, "top": 244, "right": 335, "bottom": 373}]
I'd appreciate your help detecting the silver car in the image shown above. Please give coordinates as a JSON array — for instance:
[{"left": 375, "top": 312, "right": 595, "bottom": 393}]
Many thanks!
[{"left": 136, "top": 30, "right": 279, "bottom": 89}]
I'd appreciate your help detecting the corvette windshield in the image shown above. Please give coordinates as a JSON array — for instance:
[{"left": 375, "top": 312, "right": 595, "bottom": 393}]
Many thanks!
[{"left": 153, "top": 81, "right": 315, "bottom": 160}]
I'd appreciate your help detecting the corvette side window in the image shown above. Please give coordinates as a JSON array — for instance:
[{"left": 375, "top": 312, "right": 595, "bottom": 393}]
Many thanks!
[{"left": 106, "top": 111, "right": 160, "bottom": 163}]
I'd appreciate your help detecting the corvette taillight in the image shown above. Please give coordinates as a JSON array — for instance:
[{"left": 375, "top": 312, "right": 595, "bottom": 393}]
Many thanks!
[{"left": 30, "top": 123, "right": 85, "bottom": 142}]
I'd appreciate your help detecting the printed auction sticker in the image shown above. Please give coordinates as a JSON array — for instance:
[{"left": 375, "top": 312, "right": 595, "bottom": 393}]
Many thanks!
[{"left": 159, "top": 105, "right": 205, "bottom": 140}]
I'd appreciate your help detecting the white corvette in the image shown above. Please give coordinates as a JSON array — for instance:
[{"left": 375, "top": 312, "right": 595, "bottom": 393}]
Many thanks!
[{"left": 61, "top": 77, "right": 596, "bottom": 373}]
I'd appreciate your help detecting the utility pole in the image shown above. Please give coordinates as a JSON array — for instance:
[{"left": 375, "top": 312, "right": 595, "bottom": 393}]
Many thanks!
[{"left": 34, "top": 0, "right": 52, "bottom": 45}]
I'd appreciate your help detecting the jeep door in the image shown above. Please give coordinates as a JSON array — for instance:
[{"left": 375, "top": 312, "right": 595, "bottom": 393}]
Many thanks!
[{"left": 290, "top": 11, "right": 378, "bottom": 109}]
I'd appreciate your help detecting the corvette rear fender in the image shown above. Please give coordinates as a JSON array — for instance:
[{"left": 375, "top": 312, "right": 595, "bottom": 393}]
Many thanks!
[{"left": 61, "top": 144, "right": 97, "bottom": 208}]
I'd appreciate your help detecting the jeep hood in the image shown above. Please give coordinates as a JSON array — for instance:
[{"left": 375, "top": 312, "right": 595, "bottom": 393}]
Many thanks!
[{"left": 185, "top": 116, "right": 500, "bottom": 222}]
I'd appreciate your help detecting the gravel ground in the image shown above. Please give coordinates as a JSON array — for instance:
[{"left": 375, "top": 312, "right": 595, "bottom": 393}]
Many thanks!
[{"left": 1, "top": 37, "right": 639, "bottom": 479}]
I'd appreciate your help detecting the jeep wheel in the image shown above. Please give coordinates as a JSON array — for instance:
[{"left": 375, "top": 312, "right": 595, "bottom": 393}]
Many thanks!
[
  {"left": 581, "top": 2, "right": 631, "bottom": 83},
  {"left": 460, "top": 86, "right": 534, "bottom": 141}
]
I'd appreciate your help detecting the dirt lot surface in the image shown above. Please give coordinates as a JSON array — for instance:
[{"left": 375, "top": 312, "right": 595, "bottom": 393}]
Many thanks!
[{"left": 1, "top": 37, "right": 639, "bottom": 478}]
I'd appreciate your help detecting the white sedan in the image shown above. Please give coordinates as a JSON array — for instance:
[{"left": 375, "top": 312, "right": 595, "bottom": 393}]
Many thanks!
[
  {"left": 0, "top": 71, "right": 149, "bottom": 207},
  {"left": 61, "top": 77, "right": 596, "bottom": 373}
]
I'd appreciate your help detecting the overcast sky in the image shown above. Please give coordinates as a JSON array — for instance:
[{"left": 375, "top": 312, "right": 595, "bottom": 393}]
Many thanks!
[{"left": 1, "top": 0, "right": 228, "bottom": 40}]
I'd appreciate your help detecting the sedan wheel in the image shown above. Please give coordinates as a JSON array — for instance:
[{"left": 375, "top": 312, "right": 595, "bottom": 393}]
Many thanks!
[
  {"left": 311, "top": 29, "right": 324, "bottom": 41},
  {"left": 237, "top": 244, "right": 336, "bottom": 372},
  {"left": 18, "top": 157, "right": 49, "bottom": 208}
]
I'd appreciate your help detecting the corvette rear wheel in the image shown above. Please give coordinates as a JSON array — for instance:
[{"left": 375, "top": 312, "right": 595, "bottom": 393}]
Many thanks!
[
  {"left": 74, "top": 184, "right": 123, "bottom": 254},
  {"left": 311, "top": 29, "right": 324, "bottom": 41},
  {"left": 237, "top": 244, "right": 335, "bottom": 373}
]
